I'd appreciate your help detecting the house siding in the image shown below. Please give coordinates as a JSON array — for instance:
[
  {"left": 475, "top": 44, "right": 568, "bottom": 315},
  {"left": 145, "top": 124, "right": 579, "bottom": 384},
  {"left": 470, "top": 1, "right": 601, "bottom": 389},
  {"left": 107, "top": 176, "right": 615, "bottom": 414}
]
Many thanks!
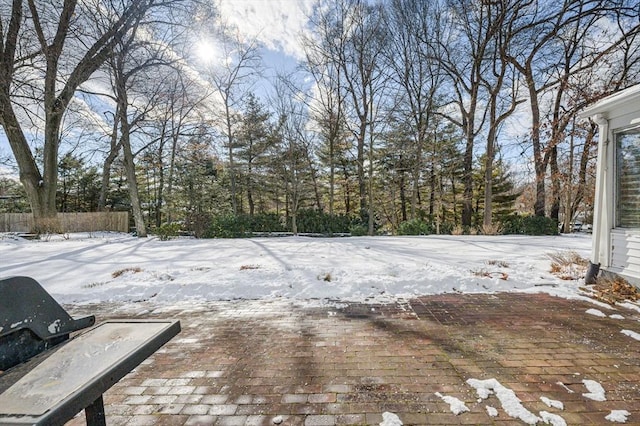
[{"left": 610, "top": 229, "right": 640, "bottom": 282}]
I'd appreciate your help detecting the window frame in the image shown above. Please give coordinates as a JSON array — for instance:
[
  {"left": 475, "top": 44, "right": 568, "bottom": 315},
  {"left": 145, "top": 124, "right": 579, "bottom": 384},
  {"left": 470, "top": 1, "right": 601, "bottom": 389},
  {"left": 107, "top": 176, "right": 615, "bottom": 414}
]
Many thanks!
[{"left": 615, "top": 125, "right": 640, "bottom": 229}]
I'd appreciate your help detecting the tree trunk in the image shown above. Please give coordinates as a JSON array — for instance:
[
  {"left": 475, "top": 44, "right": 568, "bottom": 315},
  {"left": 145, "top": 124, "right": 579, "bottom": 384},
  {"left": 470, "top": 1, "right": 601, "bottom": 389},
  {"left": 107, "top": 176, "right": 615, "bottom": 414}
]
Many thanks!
[
  {"left": 550, "top": 145, "right": 560, "bottom": 221},
  {"left": 461, "top": 132, "right": 474, "bottom": 228},
  {"left": 225, "top": 97, "right": 238, "bottom": 215},
  {"left": 483, "top": 134, "right": 495, "bottom": 229},
  {"left": 118, "top": 93, "right": 147, "bottom": 237},
  {"left": 98, "top": 111, "right": 122, "bottom": 211},
  {"left": 166, "top": 129, "right": 179, "bottom": 223},
  {"left": 522, "top": 70, "right": 546, "bottom": 217},
  {"left": 357, "top": 124, "right": 367, "bottom": 214},
  {"left": 563, "top": 130, "right": 575, "bottom": 233},
  {"left": 329, "top": 143, "right": 335, "bottom": 216},
  {"left": 411, "top": 138, "right": 422, "bottom": 220},
  {"left": 400, "top": 171, "right": 407, "bottom": 222},
  {"left": 0, "top": 92, "right": 59, "bottom": 231},
  {"left": 121, "top": 133, "right": 147, "bottom": 237}
]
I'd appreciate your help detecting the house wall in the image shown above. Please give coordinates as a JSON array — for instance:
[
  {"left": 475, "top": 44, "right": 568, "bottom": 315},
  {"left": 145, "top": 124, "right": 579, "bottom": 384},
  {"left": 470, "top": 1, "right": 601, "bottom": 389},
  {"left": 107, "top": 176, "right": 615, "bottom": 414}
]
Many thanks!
[
  {"left": 610, "top": 229, "right": 640, "bottom": 284},
  {"left": 581, "top": 84, "right": 640, "bottom": 284}
]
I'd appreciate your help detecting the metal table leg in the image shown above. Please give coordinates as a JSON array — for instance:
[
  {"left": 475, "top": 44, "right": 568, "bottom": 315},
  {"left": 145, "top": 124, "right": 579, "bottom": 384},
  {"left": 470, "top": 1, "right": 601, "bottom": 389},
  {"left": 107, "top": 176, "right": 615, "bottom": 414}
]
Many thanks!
[{"left": 85, "top": 395, "right": 106, "bottom": 426}]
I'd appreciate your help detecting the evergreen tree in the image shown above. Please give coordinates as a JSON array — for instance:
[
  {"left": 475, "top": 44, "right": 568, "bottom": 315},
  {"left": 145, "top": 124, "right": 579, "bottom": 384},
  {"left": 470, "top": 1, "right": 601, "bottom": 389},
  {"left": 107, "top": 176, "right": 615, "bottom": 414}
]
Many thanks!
[
  {"left": 474, "top": 153, "right": 521, "bottom": 226},
  {"left": 177, "top": 138, "right": 230, "bottom": 220},
  {"left": 57, "top": 153, "right": 101, "bottom": 213},
  {"left": 0, "top": 178, "right": 30, "bottom": 213},
  {"left": 235, "top": 94, "right": 273, "bottom": 216}
]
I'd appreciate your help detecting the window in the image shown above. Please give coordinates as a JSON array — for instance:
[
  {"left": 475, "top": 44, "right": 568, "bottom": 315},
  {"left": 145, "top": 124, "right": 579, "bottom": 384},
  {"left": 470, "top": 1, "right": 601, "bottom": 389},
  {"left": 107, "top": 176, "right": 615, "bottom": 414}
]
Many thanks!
[{"left": 616, "top": 128, "right": 640, "bottom": 228}]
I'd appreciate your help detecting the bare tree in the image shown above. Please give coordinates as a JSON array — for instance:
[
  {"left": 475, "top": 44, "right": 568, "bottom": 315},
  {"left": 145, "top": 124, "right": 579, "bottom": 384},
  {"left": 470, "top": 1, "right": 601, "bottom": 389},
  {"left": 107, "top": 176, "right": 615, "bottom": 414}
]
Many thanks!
[
  {"left": 154, "top": 74, "right": 211, "bottom": 226},
  {"left": 204, "top": 23, "right": 262, "bottom": 215},
  {"left": 103, "top": 7, "right": 193, "bottom": 237},
  {"left": 0, "top": 0, "right": 172, "bottom": 229},
  {"left": 434, "top": 0, "right": 503, "bottom": 228},
  {"left": 386, "top": 0, "right": 444, "bottom": 221},
  {"left": 269, "top": 81, "right": 314, "bottom": 234},
  {"left": 302, "top": 17, "right": 348, "bottom": 216},
  {"left": 312, "top": 0, "right": 388, "bottom": 234},
  {"left": 558, "top": 6, "right": 640, "bottom": 231},
  {"left": 479, "top": 3, "right": 523, "bottom": 229},
  {"left": 504, "top": 0, "right": 640, "bottom": 218}
]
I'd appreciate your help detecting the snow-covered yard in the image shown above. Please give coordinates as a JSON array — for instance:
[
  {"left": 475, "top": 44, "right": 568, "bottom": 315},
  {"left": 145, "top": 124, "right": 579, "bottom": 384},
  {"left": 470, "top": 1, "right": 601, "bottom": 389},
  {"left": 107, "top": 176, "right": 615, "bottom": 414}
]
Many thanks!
[
  {"left": 0, "top": 232, "right": 593, "bottom": 306},
  {"left": 3, "top": 232, "right": 640, "bottom": 425}
]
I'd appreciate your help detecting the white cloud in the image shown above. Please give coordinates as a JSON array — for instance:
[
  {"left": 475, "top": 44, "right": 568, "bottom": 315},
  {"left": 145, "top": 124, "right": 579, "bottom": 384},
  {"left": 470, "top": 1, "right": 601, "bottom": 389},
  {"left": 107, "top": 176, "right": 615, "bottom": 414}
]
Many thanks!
[{"left": 215, "top": 0, "right": 317, "bottom": 59}]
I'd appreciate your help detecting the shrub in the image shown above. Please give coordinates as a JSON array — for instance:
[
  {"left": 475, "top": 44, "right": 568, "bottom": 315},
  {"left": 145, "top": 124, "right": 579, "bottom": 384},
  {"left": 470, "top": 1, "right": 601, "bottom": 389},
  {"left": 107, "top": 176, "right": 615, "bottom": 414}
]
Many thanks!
[
  {"left": 548, "top": 250, "right": 588, "bottom": 280},
  {"left": 436, "top": 221, "right": 455, "bottom": 235},
  {"left": 252, "top": 213, "right": 286, "bottom": 233},
  {"left": 157, "top": 222, "right": 181, "bottom": 241},
  {"left": 522, "top": 216, "right": 558, "bottom": 235},
  {"left": 502, "top": 214, "right": 558, "bottom": 236},
  {"left": 501, "top": 215, "right": 522, "bottom": 234},
  {"left": 33, "top": 217, "right": 63, "bottom": 236},
  {"left": 205, "top": 214, "right": 249, "bottom": 238},
  {"left": 480, "top": 222, "right": 503, "bottom": 235},
  {"left": 112, "top": 267, "right": 142, "bottom": 278},
  {"left": 294, "top": 209, "right": 359, "bottom": 234},
  {"left": 185, "top": 212, "right": 213, "bottom": 238},
  {"left": 349, "top": 224, "right": 368, "bottom": 236},
  {"left": 397, "top": 219, "right": 433, "bottom": 236},
  {"left": 451, "top": 224, "right": 464, "bottom": 235},
  {"left": 204, "top": 211, "right": 370, "bottom": 237},
  {"left": 205, "top": 213, "right": 287, "bottom": 238}
]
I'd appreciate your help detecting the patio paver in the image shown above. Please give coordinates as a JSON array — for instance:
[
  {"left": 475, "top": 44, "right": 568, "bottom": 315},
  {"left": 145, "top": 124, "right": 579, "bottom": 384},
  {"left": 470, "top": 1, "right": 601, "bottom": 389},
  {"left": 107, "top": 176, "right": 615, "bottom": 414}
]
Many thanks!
[{"left": 63, "top": 293, "right": 640, "bottom": 425}]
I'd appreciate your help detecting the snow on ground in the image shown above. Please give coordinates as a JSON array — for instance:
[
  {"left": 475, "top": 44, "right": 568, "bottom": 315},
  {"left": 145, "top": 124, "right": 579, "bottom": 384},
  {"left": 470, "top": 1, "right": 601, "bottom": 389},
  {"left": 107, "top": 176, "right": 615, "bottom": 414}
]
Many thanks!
[
  {"left": 2, "top": 232, "right": 636, "bottom": 424},
  {"left": 0, "top": 232, "right": 594, "bottom": 306}
]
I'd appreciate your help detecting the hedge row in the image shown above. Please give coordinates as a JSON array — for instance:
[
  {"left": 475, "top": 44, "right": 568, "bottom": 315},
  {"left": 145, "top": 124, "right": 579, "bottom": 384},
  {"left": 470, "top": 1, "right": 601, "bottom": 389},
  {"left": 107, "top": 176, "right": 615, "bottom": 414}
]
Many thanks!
[{"left": 159, "top": 212, "right": 559, "bottom": 239}]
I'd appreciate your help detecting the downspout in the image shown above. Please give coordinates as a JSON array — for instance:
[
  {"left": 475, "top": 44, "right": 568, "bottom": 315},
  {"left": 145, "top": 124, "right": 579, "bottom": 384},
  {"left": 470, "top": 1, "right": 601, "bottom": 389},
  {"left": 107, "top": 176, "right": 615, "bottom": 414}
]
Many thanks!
[{"left": 585, "top": 113, "right": 608, "bottom": 284}]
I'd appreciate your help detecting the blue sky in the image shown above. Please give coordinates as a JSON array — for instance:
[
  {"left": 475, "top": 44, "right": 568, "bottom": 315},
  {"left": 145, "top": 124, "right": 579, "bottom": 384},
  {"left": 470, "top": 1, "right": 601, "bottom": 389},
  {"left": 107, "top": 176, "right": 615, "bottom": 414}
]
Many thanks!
[
  {"left": 215, "top": 0, "right": 316, "bottom": 60},
  {"left": 0, "top": 0, "right": 317, "bottom": 177}
]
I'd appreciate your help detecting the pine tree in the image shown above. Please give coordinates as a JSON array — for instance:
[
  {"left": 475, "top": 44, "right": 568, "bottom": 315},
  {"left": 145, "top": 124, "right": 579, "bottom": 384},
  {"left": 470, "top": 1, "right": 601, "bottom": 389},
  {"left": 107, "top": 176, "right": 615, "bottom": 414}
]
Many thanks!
[
  {"left": 173, "top": 138, "right": 231, "bottom": 236},
  {"left": 57, "top": 153, "right": 101, "bottom": 213},
  {"left": 235, "top": 94, "right": 273, "bottom": 216},
  {"left": 474, "top": 153, "right": 520, "bottom": 227}
]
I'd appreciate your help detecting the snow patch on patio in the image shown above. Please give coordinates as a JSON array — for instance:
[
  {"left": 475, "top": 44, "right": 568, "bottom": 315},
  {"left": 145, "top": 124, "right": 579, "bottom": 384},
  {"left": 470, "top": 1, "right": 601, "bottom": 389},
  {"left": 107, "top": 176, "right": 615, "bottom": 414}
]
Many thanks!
[
  {"left": 540, "top": 411, "right": 567, "bottom": 426},
  {"left": 582, "top": 379, "right": 606, "bottom": 401},
  {"left": 586, "top": 308, "right": 607, "bottom": 317},
  {"left": 466, "top": 378, "right": 541, "bottom": 424},
  {"left": 621, "top": 329, "right": 640, "bottom": 341},
  {"left": 486, "top": 406, "right": 498, "bottom": 417},
  {"left": 540, "top": 396, "right": 564, "bottom": 410},
  {"left": 379, "top": 411, "right": 403, "bottom": 425},
  {"left": 606, "top": 410, "right": 631, "bottom": 423},
  {"left": 435, "top": 392, "right": 469, "bottom": 415}
]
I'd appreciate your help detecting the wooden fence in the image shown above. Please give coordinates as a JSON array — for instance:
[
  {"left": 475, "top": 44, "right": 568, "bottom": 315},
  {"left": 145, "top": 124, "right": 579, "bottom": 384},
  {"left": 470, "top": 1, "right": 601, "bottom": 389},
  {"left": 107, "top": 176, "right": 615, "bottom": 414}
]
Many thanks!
[{"left": 0, "top": 212, "right": 129, "bottom": 233}]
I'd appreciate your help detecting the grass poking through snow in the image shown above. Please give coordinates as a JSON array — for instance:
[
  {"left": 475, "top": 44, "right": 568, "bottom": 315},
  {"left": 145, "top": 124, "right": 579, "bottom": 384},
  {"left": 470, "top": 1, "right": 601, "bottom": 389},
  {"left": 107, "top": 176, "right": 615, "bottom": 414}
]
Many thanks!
[
  {"left": 548, "top": 251, "right": 588, "bottom": 280},
  {"left": 111, "top": 267, "right": 143, "bottom": 278}
]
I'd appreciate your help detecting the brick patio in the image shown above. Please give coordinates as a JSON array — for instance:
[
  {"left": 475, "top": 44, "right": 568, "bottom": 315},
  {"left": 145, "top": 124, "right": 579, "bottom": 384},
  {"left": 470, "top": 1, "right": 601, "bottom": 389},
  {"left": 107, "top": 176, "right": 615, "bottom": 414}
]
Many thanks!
[{"left": 64, "top": 293, "right": 640, "bottom": 425}]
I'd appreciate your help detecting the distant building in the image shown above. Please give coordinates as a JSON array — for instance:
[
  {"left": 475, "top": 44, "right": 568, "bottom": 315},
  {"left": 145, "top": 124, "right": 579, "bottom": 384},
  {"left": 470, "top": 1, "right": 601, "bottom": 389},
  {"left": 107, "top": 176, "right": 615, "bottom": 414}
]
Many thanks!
[{"left": 580, "top": 84, "right": 640, "bottom": 285}]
